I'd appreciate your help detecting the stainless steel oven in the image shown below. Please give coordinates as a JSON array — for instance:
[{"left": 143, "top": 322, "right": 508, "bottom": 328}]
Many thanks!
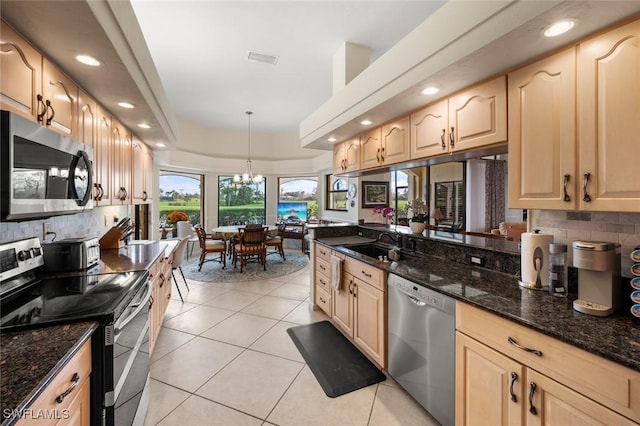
[
  {"left": 0, "top": 110, "right": 93, "bottom": 221},
  {"left": 0, "top": 237, "right": 150, "bottom": 425}
]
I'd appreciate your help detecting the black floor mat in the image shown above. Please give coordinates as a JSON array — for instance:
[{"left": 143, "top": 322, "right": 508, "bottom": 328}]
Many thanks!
[{"left": 287, "top": 321, "right": 385, "bottom": 398}]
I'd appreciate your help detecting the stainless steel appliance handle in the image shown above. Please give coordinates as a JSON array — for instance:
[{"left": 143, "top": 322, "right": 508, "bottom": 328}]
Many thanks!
[
  {"left": 114, "top": 281, "right": 152, "bottom": 335},
  {"left": 407, "top": 295, "right": 427, "bottom": 307}
]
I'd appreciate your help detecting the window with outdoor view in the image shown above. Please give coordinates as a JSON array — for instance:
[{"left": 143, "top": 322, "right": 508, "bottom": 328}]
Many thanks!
[
  {"left": 218, "top": 176, "right": 266, "bottom": 226},
  {"left": 391, "top": 170, "right": 409, "bottom": 225},
  {"left": 278, "top": 177, "right": 318, "bottom": 222},
  {"left": 159, "top": 172, "right": 203, "bottom": 238},
  {"left": 326, "top": 175, "right": 347, "bottom": 211}
]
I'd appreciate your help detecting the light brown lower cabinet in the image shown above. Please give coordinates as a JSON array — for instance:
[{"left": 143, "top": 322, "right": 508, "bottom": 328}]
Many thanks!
[
  {"left": 17, "top": 338, "right": 92, "bottom": 426},
  {"left": 456, "top": 303, "right": 640, "bottom": 425},
  {"left": 149, "top": 249, "right": 171, "bottom": 354}
]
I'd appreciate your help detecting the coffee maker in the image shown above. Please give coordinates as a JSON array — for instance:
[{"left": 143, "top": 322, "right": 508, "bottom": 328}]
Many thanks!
[{"left": 572, "top": 241, "right": 621, "bottom": 316}]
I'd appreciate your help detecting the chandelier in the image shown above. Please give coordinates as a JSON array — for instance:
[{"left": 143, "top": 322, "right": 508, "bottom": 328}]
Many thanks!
[{"left": 234, "top": 111, "right": 263, "bottom": 184}]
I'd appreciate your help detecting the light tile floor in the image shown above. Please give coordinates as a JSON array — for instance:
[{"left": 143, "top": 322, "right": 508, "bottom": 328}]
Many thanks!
[{"left": 145, "top": 250, "right": 439, "bottom": 426}]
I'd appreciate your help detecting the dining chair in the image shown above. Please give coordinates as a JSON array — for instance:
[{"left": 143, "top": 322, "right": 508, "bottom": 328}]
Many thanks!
[
  {"left": 233, "top": 226, "right": 267, "bottom": 272},
  {"left": 265, "top": 223, "right": 285, "bottom": 260},
  {"left": 171, "top": 236, "right": 191, "bottom": 302},
  {"left": 195, "top": 225, "right": 226, "bottom": 271}
]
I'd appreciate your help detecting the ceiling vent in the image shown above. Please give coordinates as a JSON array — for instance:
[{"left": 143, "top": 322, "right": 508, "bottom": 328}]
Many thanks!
[{"left": 247, "top": 50, "right": 279, "bottom": 65}]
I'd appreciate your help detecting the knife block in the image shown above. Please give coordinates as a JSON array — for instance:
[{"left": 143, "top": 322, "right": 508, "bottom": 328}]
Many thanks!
[{"left": 99, "top": 227, "right": 126, "bottom": 249}]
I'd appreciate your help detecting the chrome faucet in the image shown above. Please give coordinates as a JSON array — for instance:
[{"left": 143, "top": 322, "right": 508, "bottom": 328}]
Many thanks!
[{"left": 378, "top": 232, "right": 400, "bottom": 244}]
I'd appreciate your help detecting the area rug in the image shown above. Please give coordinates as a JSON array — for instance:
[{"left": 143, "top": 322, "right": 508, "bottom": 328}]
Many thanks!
[
  {"left": 182, "top": 252, "right": 308, "bottom": 282},
  {"left": 287, "top": 321, "right": 385, "bottom": 398}
]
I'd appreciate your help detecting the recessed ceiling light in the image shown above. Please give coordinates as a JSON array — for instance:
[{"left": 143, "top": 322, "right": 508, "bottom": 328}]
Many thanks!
[
  {"left": 155, "top": 143, "right": 166, "bottom": 148},
  {"left": 361, "top": 120, "right": 372, "bottom": 126},
  {"left": 75, "top": 55, "right": 101, "bottom": 66},
  {"left": 544, "top": 20, "right": 575, "bottom": 37},
  {"left": 137, "top": 123, "right": 151, "bottom": 129},
  {"left": 247, "top": 50, "right": 279, "bottom": 65},
  {"left": 118, "top": 102, "right": 135, "bottom": 109},
  {"left": 421, "top": 87, "right": 439, "bottom": 95},
  {"left": 327, "top": 137, "right": 337, "bottom": 142}
]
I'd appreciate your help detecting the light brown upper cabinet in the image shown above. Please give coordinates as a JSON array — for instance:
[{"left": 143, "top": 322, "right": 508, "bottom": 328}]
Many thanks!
[
  {"left": 411, "top": 76, "right": 507, "bottom": 160},
  {"left": 578, "top": 18, "right": 640, "bottom": 212},
  {"left": 0, "top": 22, "right": 78, "bottom": 138},
  {"left": 508, "top": 47, "right": 577, "bottom": 210},
  {"left": 332, "top": 137, "right": 360, "bottom": 175},
  {"left": 94, "top": 107, "right": 113, "bottom": 206},
  {"left": 360, "top": 117, "right": 411, "bottom": 170},
  {"left": 510, "top": 18, "right": 640, "bottom": 212},
  {"left": 78, "top": 90, "right": 97, "bottom": 150},
  {"left": 1, "top": 23, "right": 42, "bottom": 120},
  {"left": 111, "top": 118, "right": 132, "bottom": 205},
  {"left": 132, "top": 137, "right": 154, "bottom": 204}
]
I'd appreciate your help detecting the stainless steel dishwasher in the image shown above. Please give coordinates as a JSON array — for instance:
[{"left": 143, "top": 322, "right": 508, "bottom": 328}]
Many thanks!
[{"left": 388, "top": 273, "right": 455, "bottom": 426}]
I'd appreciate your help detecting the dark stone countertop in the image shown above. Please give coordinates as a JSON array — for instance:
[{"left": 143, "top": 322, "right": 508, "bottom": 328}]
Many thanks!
[
  {"left": 321, "top": 241, "right": 640, "bottom": 373},
  {"left": 0, "top": 322, "right": 98, "bottom": 425}
]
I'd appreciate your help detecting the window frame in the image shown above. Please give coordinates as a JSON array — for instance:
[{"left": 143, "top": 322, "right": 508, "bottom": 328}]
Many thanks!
[{"left": 325, "top": 174, "right": 348, "bottom": 211}]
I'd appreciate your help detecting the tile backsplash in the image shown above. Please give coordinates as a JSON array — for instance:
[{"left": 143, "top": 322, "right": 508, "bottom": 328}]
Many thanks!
[
  {"left": 531, "top": 210, "right": 640, "bottom": 277},
  {"left": 0, "top": 205, "right": 131, "bottom": 244}
]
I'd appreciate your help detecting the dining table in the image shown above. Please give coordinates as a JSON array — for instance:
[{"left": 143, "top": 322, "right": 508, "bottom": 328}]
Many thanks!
[{"left": 211, "top": 225, "right": 279, "bottom": 259}]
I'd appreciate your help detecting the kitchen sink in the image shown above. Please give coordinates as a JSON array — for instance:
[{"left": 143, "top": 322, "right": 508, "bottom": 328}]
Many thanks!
[{"left": 339, "top": 244, "right": 391, "bottom": 260}]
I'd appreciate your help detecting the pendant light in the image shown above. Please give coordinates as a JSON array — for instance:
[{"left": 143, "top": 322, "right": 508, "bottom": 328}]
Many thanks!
[{"left": 233, "top": 111, "right": 263, "bottom": 184}]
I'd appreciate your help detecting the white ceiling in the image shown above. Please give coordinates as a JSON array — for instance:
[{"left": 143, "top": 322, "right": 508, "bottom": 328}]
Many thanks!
[
  {"left": 2, "top": 1, "right": 640, "bottom": 162},
  {"left": 130, "top": 0, "right": 444, "bottom": 134}
]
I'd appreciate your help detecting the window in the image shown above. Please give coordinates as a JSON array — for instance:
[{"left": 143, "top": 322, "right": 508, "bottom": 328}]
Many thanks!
[
  {"left": 218, "top": 176, "right": 266, "bottom": 225},
  {"left": 390, "top": 170, "right": 410, "bottom": 224},
  {"left": 435, "top": 180, "right": 465, "bottom": 230},
  {"left": 278, "top": 177, "right": 318, "bottom": 221},
  {"left": 159, "top": 172, "right": 203, "bottom": 237},
  {"left": 326, "top": 175, "right": 347, "bottom": 211}
]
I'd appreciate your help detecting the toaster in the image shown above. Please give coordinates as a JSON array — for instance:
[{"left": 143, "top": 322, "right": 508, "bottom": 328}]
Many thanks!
[{"left": 42, "top": 237, "right": 100, "bottom": 271}]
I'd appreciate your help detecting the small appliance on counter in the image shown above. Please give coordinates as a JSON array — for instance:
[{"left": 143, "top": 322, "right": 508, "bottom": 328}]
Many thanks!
[
  {"left": 42, "top": 237, "right": 100, "bottom": 272},
  {"left": 572, "top": 241, "right": 621, "bottom": 317},
  {"left": 630, "top": 247, "right": 640, "bottom": 324}
]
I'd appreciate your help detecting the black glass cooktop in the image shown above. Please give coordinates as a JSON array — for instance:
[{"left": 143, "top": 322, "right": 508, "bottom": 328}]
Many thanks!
[{"left": 0, "top": 271, "right": 148, "bottom": 330}]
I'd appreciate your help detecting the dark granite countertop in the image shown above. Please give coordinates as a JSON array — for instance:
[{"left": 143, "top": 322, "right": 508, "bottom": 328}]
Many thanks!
[
  {"left": 321, "top": 241, "right": 640, "bottom": 373},
  {"left": 0, "top": 322, "right": 98, "bottom": 425}
]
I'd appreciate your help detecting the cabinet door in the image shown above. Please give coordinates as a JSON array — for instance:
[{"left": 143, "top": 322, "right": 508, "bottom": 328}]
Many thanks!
[
  {"left": 381, "top": 116, "right": 410, "bottom": 165},
  {"left": 353, "top": 279, "right": 385, "bottom": 367},
  {"left": 42, "top": 58, "right": 78, "bottom": 137},
  {"left": 410, "top": 99, "right": 448, "bottom": 159},
  {"left": 332, "top": 142, "right": 346, "bottom": 174},
  {"left": 456, "top": 332, "right": 524, "bottom": 426},
  {"left": 143, "top": 144, "right": 154, "bottom": 203},
  {"left": 95, "top": 108, "right": 112, "bottom": 205},
  {"left": 78, "top": 91, "right": 97, "bottom": 150},
  {"left": 508, "top": 48, "right": 577, "bottom": 210},
  {"left": 132, "top": 139, "right": 147, "bottom": 204},
  {"left": 0, "top": 22, "right": 42, "bottom": 120},
  {"left": 343, "top": 138, "right": 360, "bottom": 172},
  {"left": 359, "top": 127, "right": 383, "bottom": 170},
  {"left": 111, "top": 119, "right": 132, "bottom": 205},
  {"left": 332, "top": 272, "right": 354, "bottom": 338},
  {"left": 526, "top": 369, "right": 635, "bottom": 426},
  {"left": 449, "top": 76, "right": 507, "bottom": 152},
  {"left": 578, "top": 19, "right": 640, "bottom": 212}
]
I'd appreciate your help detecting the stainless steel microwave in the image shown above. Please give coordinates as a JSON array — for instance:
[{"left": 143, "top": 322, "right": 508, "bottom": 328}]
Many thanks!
[{"left": 1, "top": 110, "right": 94, "bottom": 221}]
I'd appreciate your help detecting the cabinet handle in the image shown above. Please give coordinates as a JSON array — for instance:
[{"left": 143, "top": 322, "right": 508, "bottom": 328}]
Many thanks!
[
  {"left": 562, "top": 174, "right": 571, "bottom": 202},
  {"left": 449, "top": 126, "right": 455, "bottom": 147},
  {"left": 45, "top": 99, "right": 55, "bottom": 126},
  {"left": 320, "top": 278, "right": 326, "bottom": 286},
  {"left": 376, "top": 148, "right": 381, "bottom": 163},
  {"left": 98, "top": 183, "right": 104, "bottom": 200},
  {"left": 582, "top": 172, "right": 592, "bottom": 202},
  {"left": 319, "top": 296, "right": 325, "bottom": 303},
  {"left": 36, "top": 94, "right": 47, "bottom": 122},
  {"left": 56, "top": 373, "right": 80, "bottom": 403},
  {"left": 380, "top": 146, "right": 385, "bottom": 162},
  {"left": 319, "top": 264, "right": 326, "bottom": 271},
  {"left": 509, "top": 372, "right": 518, "bottom": 402},
  {"left": 441, "top": 129, "right": 446, "bottom": 149},
  {"left": 142, "top": 191, "right": 148, "bottom": 201},
  {"left": 93, "top": 183, "right": 100, "bottom": 201},
  {"left": 507, "top": 337, "right": 542, "bottom": 357},
  {"left": 361, "top": 270, "right": 372, "bottom": 278},
  {"left": 528, "top": 382, "right": 538, "bottom": 415},
  {"left": 348, "top": 278, "right": 355, "bottom": 294}
]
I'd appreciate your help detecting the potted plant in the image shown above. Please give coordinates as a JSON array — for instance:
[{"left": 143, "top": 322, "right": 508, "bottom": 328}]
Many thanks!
[
  {"left": 406, "top": 199, "right": 428, "bottom": 234},
  {"left": 166, "top": 211, "right": 190, "bottom": 237}
]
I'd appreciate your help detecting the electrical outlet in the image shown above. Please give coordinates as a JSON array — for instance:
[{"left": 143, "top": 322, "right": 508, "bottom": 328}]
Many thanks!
[
  {"left": 467, "top": 254, "right": 485, "bottom": 267},
  {"left": 42, "top": 223, "right": 51, "bottom": 240}
]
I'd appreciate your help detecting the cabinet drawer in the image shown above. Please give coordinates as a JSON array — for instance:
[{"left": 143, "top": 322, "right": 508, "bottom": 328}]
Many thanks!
[
  {"left": 316, "top": 258, "right": 331, "bottom": 277},
  {"left": 456, "top": 303, "right": 640, "bottom": 422},
  {"left": 315, "top": 244, "right": 332, "bottom": 263},
  {"left": 21, "top": 338, "right": 92, "bottom": 423},
  {"left": 315, "top": 285, "right": 331, "bottom": 316},
  {"left": 315, "top": 272, "right": 331, "bottom": 293},
  {"left": 343, "top": 257, "right": 385, "bottom": 291}
]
